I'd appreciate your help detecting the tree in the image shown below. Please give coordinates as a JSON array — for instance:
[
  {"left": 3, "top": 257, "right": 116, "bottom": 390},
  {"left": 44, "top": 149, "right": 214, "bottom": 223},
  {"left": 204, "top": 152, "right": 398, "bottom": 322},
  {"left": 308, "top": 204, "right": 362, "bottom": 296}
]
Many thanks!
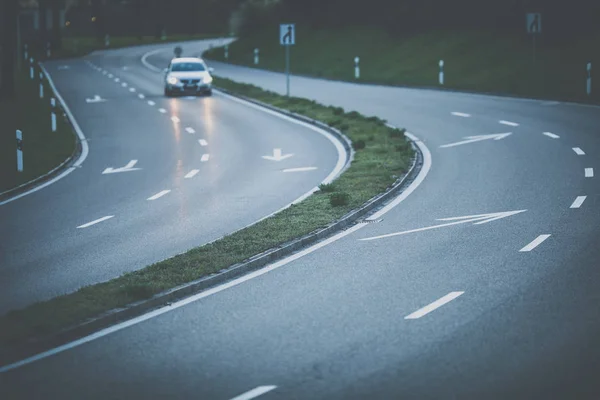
[
  {"left": 0, "top": 0, "right": 18, "bottom": 99},
  {"left": 50, "top": 0, "right": 64, "bottom": 50}
]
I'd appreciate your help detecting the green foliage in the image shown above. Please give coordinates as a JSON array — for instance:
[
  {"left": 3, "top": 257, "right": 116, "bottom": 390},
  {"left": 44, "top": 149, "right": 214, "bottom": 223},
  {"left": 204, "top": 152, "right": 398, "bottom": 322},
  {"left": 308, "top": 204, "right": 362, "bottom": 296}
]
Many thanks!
[
  {"left": 329, "top": 192, "right": 350, "bottom": 207},
  {"left": 353, "top": 139, "right": 366, "bottom": 150},
  {"left": 318, "top": 183, "right": 336, "bottom": 192}
]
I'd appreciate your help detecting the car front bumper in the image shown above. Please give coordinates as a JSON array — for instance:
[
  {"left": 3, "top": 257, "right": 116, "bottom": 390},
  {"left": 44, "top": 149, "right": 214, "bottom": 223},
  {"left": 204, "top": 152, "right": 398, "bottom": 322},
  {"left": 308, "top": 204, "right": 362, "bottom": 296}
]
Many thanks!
[{"left": 166, "top": 83, "right": 212, "bottom": 93}]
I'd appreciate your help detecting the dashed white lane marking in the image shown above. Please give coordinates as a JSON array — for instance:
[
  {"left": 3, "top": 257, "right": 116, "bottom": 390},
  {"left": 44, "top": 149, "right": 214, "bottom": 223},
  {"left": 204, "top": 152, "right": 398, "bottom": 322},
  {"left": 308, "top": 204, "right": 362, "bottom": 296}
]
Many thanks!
[
  {"left": 570, "top": 196, "right": 587, "bottom": 209},
  {"left": 121, "top": 82, "right": 127, "bottom": 87},
  {"left": 230, "top": 386, "right": 277, "bottom": 400},
  {"left": 451, "top": 112, "right": 471, "bottom": 117},
  {"left": 184, "top": 169, "right": 200, "bottom": 179},
  {"left": 519, "top": 234, "right": 551, "bottom": 252},
  {"left": 585, "top": 168, "right": 594, "bottom": 178},
  {"left": 138, "top": 94, "right": 145, "bottom": 99},
  {"left": 158, "top": 108, "right": 167, "bottom": 113},
  {"left": 543, "top": 132, "right": 560, "bottom": 139},
  {"left": 102, "top": 71, "right": 107, "bottom": 75},
  {"left": 404, "top": 292, "right": 464, "bottom": 319},
  {"left": 573, "top": 147, "right": 585, "bottom": 155},
  {"left": 499, "top": 120, "right": 519, "bottom": 127},
  {"left": 114, "top": 78, "right": 119, "bottom": 82},
  {"left": 108, "top": 73, "right": 113, "bottom": 78},
  {"left": 77, "top": 216, "right": 114, "bottom": 229},
  {"left": 147, "top": 100, "right": 155, "bottom": 106},
  {"left": 129, "top": 87, "right": 136, "bottom": 92},
  {"left": 198, "top": 139, "right": 208, "bottom": 146},
  {"left": 147, "top": 190, "right": 171, "bottom": 201},
  {"left": 201, "top": 154, "right": 210, "bottom": 162},
  {"left": 185, "top": 127, "right": 195, "bottom": 134},
  {"left": 171, "top": 116, "right": 180, "bottom": 123},
  {"left": 283, "top": 167, "right": 318, "bottom": 172}
]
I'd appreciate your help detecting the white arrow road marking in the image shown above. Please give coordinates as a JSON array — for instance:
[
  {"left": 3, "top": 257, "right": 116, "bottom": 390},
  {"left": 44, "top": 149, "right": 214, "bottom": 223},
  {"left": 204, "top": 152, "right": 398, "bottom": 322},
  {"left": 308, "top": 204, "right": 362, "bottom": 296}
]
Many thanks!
[
  {"left": 283, "top": 167, "right": 318, "bottom": 172},
  {"left": 543, "top": 132, "right": 560, "bottom": 139},
  {"left": 360, "top": 210, "right": 527, "bottom": 241},
  {"left": 405, "top": 291, "right": 464, "bottom": 319},
  {"left": 499, "top": 120, "right": 519, "bottom": 127},
  {"left": 147, "top": 190, "right": 171, "bottom": 201},
  {"left": 570, "top": 196, "right": 587, "bottom": 209},
  {"left": 439, "top": 133, "right": 512, "bottom": 148},
  {"left": 148, "top": 100, "right": 155, "bottom": 106},
  {"left": 262, "top": 148, "right": 294, "bottom": 161},
  {"left": 102, "top": 160, "right": 142, "bottom": 174},
  {"left": 520, "top": 234, "right": 551, "bottom": 252},
  {"left": 185, "top": 127, "right": 195, "bottom": 134},
  {"left": 85, "top": 95, "right": 106, "bottom": 103},
  {"left": 158, "top": 108, "right": 166, "bottom": 113},
  {"left": 198, "top": 139, "right": 208, "bottom": 146},
  {"left": 184, "top": 169, "right": 200, "bottom": 179},
  {"left": 585, "top": 168, "right": 594, "bottom": 178},
  {"left": 451, "top": 112, "right": 471, "bottom": 117},
  {"left": 573, "top": 147, "right": 585, "bottom": 155},
  {"left": 77, "top": 215, "right": 114, "bottom": 229},
  {"left": 201, "top": 154, "right": 210, "bottom": 162},
  {"left": 230, "top": 386, "right": 277, "bottom": 400}
]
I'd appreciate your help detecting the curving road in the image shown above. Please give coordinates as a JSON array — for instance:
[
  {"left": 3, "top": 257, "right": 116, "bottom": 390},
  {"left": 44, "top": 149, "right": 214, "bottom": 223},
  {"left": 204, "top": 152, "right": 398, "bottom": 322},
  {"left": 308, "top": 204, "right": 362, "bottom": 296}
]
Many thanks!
[
  {"left": 0, "top": 40, "right": 342, "bottom": 314},
  {"left": 2, "top": 39, "right": 600, "bottom": 399}
]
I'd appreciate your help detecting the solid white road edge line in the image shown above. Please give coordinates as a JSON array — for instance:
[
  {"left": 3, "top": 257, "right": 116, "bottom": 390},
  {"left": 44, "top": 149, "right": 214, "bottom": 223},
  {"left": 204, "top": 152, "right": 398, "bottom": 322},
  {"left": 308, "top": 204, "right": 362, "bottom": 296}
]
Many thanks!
[
  {"left": 543, "top": 132, "right": 560, "bottom": 139},
  {"left": 585, "top": 168, "right": 594, "bottom": 178},
  {"left": 230, "top": 386, "right": 277, "bottom": 400},
  {"left": 184, "top": 169, "right": 200, "bottom": 179},
  {"left": 77, "top": 216, "right": 114, "bottom": 229},
  {"left": 573, "top": 147, "right": 585, "bottom": 155},
  {"left": 283, "top": 167, "right": 317, "bottom": 172},
  {"left": 0, "top": 64, "right": 89, "bottom": 207},
  {"left": 499, "top": 120, "right": 519, "bottom": 127},
  {"left": 0, "top": 130, "right": 430, "bottom": 373},
  {"left": 451, "top": 112, "right": 471, "bottom": 117},
  {"left": 201, "top": 154, "right": 210, "bottom": 162},
  {"left": 141, "top": 48, "right": 165, "bottom": 72},
  {"left": 405, "top": 291, "right": 464, "bottom": 319},
  {"left": 519, "top": 234, "right": 551, "bottom": 252},
  {"left": 570, "top": 196, "right": 587, "bottom": 209},
  {"left": 147, "top": 190, "right": 171, "bottom": 201}
]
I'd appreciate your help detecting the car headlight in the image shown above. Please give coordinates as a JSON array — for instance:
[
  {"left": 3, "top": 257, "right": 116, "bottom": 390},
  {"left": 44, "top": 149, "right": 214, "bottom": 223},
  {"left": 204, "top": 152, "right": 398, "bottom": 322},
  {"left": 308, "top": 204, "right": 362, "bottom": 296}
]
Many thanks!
[
  {"left": 204, "top": 75, "right": 213, "bottom": 84},
  {"left": 167, "top": 76, "right": 178, "bottom": 85}
]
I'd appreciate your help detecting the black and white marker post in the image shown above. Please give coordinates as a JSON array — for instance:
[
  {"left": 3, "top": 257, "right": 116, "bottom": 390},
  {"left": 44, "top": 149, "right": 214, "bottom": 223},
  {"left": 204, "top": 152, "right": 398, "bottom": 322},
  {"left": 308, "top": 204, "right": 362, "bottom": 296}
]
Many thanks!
[
  {"left": 16, "top": 130, "right": 24, "bottom": 172},
  {"left": 24, "top": 44, "right": 28, "bottom": 62},
  {"left": 439, "top": 60, "right": 444, "bottom": 85},
  {"left": 51, "top": 98, "right": 57, "bottom": 132},
  {"left": 46, "top": 42, "right": 51, "bottom": 58},
  {"left": 254, "top": 48, "right": 259, "bottom": 65},
  {"left": 29, "top": 58, "right": 34, "bottom": 80},
  {"left": 354, "top": 56, "right": 360, "bottom": 79},
  {"left": 39, "top": 72, "right": 44, "bottom": 99},
  {"left": 224, "top": 45, "right": 229, "bottom": 60},
  {"left": 587, "top": 62, "right": 592, "bottom": 97}
]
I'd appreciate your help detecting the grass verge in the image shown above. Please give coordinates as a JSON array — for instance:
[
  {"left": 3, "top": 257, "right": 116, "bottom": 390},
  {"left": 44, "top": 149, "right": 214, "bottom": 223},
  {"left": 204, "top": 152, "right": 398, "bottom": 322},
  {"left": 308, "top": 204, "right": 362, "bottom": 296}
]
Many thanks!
[
  {"left": 203, "top": 27, "right": 600, "bottom": 104},
  {"left": 0, "top": 76, "right": 413, "bottom": 350},
  {"left": 0, "top": 69, "right": 76, "bottom": 193}
]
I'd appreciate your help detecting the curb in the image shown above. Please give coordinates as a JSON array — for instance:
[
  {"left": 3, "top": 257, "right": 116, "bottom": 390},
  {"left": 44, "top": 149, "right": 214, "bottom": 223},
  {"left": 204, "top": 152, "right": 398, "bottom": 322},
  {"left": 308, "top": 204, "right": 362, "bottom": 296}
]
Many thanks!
[
  {"left": 0, "top": 63, "right": 84, "bottom": 205},
  {"left": 1, "top": 88, "right": 422, "bottom": 365}
]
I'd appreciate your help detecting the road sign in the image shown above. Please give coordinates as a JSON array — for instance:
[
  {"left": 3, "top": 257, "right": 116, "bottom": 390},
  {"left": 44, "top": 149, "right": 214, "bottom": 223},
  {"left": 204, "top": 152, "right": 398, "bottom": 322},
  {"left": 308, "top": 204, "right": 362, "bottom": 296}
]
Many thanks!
[
  {"left": 280, "top": 24, "right": 295, "bottom": 46},
  {"left": 527, "top": 13, "right": 542, "bottom": 34}
]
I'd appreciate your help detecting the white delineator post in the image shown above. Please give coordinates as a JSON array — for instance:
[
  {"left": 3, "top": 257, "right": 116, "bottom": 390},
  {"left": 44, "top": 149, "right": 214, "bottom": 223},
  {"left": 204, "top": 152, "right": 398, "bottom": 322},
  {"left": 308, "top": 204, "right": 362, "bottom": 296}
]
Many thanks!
[
  {"left": 439, "top": 60, "right": 444, "bottom": 85},
  {"left": 39, "top": 72, "right": 44, "bottom": 98},
  {"left": 587, "top": 62, "right": 592, "bottom": 96},
  {"left": 16, "top": 130, "right": 24, "bottom": 172},
  {"left": 51, "top": 98, "right": 57, "bottom": 132},
  {"left": 46, "top": 42, "right": 51, "bottom": 58},
  {"left": 254, "top": 48, "right": 259, "bottom": 65},
  {"left": 29, "top": 58, "right": 34, "bottom": 79},
  {"left": 224, "top": 45, "right": 229, "bottom": 60},
  {"left": 104, "top": 34, "right": 110, "bottom": 47},
  {"left": 354, "top": 56, "right": 360, "bottom": 79},
  {"left": 24, "top": 44, "right": 28, "bottom": 61}
]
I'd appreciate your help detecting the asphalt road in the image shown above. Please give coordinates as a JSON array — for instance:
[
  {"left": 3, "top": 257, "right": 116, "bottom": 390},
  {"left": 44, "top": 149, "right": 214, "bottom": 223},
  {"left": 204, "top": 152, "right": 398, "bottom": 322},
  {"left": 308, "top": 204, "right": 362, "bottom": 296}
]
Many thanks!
[
  {"left": 3, "top": 39, "right": 600, "bottom": 399},
  {"left": 0, "top": 40, "right": 341, "bottom": 314}
]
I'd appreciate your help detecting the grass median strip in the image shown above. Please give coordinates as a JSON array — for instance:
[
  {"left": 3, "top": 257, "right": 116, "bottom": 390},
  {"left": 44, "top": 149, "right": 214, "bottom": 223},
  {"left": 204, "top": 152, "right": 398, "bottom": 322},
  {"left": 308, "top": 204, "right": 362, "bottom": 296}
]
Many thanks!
[{"left": 0, "top": 76, "right": 414, "bottom": 349}]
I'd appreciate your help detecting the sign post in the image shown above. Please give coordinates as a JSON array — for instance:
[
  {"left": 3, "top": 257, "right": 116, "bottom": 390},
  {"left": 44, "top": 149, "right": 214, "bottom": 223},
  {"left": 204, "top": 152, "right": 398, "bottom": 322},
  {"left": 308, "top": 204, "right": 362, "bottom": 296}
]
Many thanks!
[
  {"left": 587, "top": 63, "right": 592, "bottom": 97},
  {"left": 526, "top": 13, "right": 542, "bottom": 64},
  {"left": 280, "top": 24, "right": 295, "bottom": 97}
]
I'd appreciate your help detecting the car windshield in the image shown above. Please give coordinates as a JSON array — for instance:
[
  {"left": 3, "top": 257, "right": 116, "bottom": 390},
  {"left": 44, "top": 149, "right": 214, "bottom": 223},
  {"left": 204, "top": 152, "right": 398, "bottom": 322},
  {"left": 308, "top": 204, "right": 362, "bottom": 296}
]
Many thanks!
[{"left": 171, "top": 62, "right": 206, "bottom": 72}]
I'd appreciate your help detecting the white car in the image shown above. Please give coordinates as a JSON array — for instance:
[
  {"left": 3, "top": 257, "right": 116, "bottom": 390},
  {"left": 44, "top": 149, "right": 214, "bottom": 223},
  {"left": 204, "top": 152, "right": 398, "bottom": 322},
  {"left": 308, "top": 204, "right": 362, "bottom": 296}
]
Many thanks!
[{"left": 163, "top": 57, "right": 214, "bottom": 97}]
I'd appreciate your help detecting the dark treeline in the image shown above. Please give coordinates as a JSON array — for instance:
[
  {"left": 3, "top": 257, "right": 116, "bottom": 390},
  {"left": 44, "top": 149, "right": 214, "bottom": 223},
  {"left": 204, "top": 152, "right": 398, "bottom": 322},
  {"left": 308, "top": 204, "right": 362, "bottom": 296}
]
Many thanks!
[{"left": 235, "top": 0, "right": 600, "bottom": 42}]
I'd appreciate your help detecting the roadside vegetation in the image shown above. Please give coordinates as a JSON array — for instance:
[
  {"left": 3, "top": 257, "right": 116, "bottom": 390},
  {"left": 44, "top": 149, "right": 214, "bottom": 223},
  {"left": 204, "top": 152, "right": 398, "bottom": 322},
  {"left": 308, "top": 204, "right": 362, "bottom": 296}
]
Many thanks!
[
  {"left": 0, "top": 76, "right": 413, "bottom": 349},
  {"left": 203, "top": 27, "right": 600, "bottom": 104},
  {"left": 0, "top": 68, "right": 75, "bottom": 193}
]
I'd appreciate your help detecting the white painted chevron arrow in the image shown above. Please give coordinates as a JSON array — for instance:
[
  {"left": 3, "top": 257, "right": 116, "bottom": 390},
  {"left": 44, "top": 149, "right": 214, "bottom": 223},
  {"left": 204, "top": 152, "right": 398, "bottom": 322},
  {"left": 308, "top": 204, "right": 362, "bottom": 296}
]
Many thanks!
[
  {"left": 102, "top": 160, "right": 142, "bottom": 174},
  {"left": 86, "top": 95, "right": 106, "bottom": 103},
  {"left": 359, "top": 210, "right": 527, "bottom": 241},
  {"left": 440, "top": 132, "right": 512, "bottom": 148},
  {"left": 262, "top": 148, "right": 293, "bottom": 161}
]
